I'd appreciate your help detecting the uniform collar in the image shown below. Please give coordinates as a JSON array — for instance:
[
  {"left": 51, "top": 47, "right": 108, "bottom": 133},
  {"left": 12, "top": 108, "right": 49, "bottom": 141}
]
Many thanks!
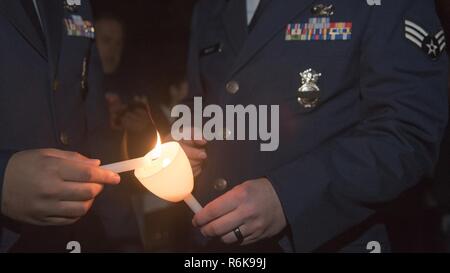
[
  {"left": 0, "top": 0, "right": 47, "bottom": 59},
  {"left": 222, "top": 0, "right": 249, "bottom": 55},
  {"left": 37, "top": 0, "right": 64, "bottom": 78}
]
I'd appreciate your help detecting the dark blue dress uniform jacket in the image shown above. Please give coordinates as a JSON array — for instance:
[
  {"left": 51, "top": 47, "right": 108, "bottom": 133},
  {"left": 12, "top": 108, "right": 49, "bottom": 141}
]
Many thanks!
[
  {"left": 187, "top": 0, "right": 449, "bottom": 252},
  {"left": 0, "top": 0, "right": 139, "bottom": 252}
]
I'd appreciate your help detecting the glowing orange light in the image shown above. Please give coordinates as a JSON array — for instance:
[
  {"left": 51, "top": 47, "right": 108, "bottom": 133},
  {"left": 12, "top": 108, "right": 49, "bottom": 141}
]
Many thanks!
[
  {"left": 102, "top": 132, "right": 202, "bottom": 213},
  {"left": 145, "top": 133, "right": 162, "bottom": 161}
]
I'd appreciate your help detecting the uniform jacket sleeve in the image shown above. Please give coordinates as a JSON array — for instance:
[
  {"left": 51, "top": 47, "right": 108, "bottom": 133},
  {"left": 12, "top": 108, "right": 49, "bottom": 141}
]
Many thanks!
[
  {"left": 0, "top": 151, "right": 15, "bottom": 219},
  {"left": 267, "top": 0, "right": 449, "bottom": 252},
  {"left": 0, "top": 151, "right": 18, "bottom": 252}
]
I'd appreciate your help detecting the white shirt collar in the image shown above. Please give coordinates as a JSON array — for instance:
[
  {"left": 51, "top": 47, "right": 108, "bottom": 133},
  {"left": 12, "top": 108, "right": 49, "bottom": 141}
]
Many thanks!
[
  {"left": 246, "top": 0, "right": 261, "bottom": 25},
  {"left": 32, "top": 0, "right": 44, "bottom": 30}
]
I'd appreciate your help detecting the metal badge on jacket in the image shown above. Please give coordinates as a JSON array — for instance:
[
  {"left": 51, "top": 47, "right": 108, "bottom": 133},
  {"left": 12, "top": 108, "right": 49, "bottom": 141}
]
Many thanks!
[
  {"left": 298, "top": 69, "right": 322, "bottom": 108},
  {"left": 64, "top": 0, "right": 81, "bottom": 12}
]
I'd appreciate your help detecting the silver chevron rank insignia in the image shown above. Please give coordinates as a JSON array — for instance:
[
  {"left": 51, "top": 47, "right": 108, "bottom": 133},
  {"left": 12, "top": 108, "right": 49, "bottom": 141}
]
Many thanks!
[{"left": 405, "top": 19, "right": 446, "bottom": 60}]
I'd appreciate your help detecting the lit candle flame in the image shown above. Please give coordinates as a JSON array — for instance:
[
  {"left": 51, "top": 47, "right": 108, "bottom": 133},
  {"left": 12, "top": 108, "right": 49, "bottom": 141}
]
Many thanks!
[
  {"left": 145, "top": 132, "right": 162, "bottom": 162},
  {"left": 101, "top": 130, "right": 202, "bottom": 213}
]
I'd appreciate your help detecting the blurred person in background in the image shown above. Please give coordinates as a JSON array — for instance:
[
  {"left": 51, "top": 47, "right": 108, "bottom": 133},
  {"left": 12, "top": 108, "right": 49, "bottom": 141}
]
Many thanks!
[
  {"left": 96, "top": 13, "right": 124, "bottom": 76},
  {"left": 152, "top": 68, "right": 189, "bottom": 134},
  {"left": 96, "top": 12, "right": 156, "bottom": 157},
  {"left": 93, "top": 12, "right": 163, "bottom": 252},
  {"left": 161, "top": 78, "right": 189, "bottom": 125},
  {"left": 95, "top": 11, "right": 193, "bottom": 252}
]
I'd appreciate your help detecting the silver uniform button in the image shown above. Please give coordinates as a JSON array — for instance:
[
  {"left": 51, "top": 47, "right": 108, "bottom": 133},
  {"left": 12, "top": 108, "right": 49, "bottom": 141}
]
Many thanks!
[
  {"left": 60, "top": 132, "right": 69, "bottom": 145},
  {"left": 52, "top": 80, "right": 59, "bottom": 92},
  {"left": 213, "top": 178, "right": 228, "bottom": 191},
  {"left": 226, "top": 81, "right": 240, "bottom": 94}
]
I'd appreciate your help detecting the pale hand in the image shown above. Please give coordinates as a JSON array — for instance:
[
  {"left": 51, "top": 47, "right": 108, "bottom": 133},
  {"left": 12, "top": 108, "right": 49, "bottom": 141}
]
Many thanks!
[
  {"left": 1, "top": 149, "right": 120, "bottom": 226},
  {"left": 193, "top": 178, "right": 287, "bottom": 245},
  {"left": 105, "top": 94, "right": 152, "bottom": 133}
]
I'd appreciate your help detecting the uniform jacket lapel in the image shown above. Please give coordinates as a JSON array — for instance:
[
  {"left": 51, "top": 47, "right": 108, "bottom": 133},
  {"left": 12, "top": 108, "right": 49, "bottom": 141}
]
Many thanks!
[
  {"left": 0, "top": 0, "right": 47, "bottom": 59},
  {"left": 38, "top": 0, "right": 64, "bottom": 77},
  {"left": 230, "top": 0, "right": 319, "bottom": 75},
  {"left": 221, "top": 0, "right": 249, "bottom": 55}
]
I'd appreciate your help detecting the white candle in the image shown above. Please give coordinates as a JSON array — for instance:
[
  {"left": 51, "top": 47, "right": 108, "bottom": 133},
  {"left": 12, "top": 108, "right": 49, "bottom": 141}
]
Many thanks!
[
  {"left": 184, "top": 193, "right": 203, "bottom": 214},
  {"left": 101, "top": 157, "right": 145, "bottom": 173},
  {"left": 101, "top": 140, "right": 202, "bottom": 214}
]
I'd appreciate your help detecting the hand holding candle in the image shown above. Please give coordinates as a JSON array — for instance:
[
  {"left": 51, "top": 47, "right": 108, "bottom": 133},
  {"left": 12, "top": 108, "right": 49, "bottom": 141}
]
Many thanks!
[
  {"left": 1, "top": 149, "right": 120, "bottom": 226},
  {"left": 101, "top": 134, "right": 202, "bottom": 213}
]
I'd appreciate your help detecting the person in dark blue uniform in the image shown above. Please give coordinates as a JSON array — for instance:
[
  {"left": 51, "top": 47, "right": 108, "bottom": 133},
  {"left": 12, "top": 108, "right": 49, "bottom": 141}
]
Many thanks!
[
  {"left": 181, "top": 0, "right": 449, "bottom": 252},
  {"left": 0, "top": 0, "right": 144, "bottom": 252}
]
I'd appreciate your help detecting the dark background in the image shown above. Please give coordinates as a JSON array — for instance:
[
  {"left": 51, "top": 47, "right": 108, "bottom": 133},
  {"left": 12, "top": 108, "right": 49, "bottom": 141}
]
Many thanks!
[{"left": 91, "top": 0, "right": 197, "bottom": 102}]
